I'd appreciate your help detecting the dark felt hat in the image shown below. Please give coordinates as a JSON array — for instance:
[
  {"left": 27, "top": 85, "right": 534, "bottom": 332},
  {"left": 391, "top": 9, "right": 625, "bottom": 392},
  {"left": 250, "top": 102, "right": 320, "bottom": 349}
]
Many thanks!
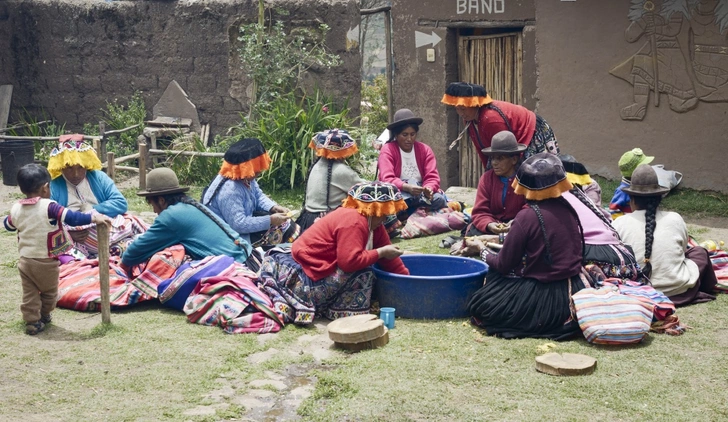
[
  {"left": 224, "top": 138, "right": 266, "bottom": 164},
  {"left": 481, "top": 131, "right": 526, "bottom": 156},
  {"left": 137, "top": 167, "right": 189, "bottom": 197},
  {"left": 386, "top": 109, "right": 423, "bottom": 131},
  {"left": 513, "top": 153, "right": 573, "bottom": 200},
  {"left": 620, "top": 164, "right": 670, "bottom": 196}
]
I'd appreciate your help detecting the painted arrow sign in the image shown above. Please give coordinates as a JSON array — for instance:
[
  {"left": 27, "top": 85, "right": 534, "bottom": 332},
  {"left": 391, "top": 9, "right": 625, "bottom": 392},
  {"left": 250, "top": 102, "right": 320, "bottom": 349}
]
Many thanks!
[{"left": 415, "top": 31, "right": 442, "bottom": 48}]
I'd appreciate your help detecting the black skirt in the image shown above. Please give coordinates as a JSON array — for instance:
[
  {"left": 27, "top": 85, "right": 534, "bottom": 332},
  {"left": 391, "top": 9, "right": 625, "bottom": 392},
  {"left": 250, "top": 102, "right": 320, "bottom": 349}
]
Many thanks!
[
  {"left": 296, "top": 210, "right": 324, "bottom": 234},
  {"left": 468, "top": 270, "right": 584, "bottom": 340}
]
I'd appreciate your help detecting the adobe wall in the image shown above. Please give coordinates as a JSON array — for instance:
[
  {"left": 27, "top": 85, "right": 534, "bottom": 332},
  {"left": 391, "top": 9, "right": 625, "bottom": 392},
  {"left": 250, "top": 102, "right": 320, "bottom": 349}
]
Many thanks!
[
  {"left": 390, "top": 0, "right": 728, "bottom": 192},
  {"left": 0, "top": 0, "right": 360, "bottom": 137}
]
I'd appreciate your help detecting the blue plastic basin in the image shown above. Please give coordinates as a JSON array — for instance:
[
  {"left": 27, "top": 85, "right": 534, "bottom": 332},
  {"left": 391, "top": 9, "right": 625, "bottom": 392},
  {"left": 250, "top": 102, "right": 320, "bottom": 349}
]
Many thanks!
[{"left": 372, "top": 254, "right": 488, "bottom": 319}]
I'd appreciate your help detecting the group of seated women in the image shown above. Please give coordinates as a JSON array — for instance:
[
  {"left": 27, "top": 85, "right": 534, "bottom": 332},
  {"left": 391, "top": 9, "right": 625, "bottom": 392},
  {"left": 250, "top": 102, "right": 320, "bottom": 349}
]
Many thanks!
[{"left": 46, "top": 80, "right": 719, "bottom": 336}]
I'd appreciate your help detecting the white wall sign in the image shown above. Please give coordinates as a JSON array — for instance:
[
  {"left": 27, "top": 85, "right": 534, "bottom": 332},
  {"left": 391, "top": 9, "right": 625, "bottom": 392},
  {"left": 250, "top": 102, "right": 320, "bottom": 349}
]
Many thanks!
[
  {"left": 456, "top": 0, "right": 505, "bottom": 15},
  {"left": 415, "top": 31, "right": 442, "bottom": 48}
]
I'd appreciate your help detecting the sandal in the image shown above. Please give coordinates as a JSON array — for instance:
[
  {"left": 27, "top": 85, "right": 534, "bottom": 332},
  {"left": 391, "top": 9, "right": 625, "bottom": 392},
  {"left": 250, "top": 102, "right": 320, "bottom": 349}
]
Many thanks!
[
  {"left": 25, "top": 321, "right": 46, "bottom": 335},
  {"left": 40, "top": 314, "right": 52, "bottom": 324}
]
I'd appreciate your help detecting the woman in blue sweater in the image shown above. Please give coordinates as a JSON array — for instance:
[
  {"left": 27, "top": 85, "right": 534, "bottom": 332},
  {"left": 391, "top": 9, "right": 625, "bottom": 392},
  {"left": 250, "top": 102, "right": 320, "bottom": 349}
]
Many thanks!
[{"left": 121, "top": 168, "right": 255, "bottom": 272}]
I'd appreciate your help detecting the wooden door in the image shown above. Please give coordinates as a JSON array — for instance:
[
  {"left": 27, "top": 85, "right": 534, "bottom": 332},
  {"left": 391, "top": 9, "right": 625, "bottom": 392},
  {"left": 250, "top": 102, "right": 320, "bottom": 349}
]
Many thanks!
[{"left": 457, "top": 32, "right": 523, "bottom": 187}]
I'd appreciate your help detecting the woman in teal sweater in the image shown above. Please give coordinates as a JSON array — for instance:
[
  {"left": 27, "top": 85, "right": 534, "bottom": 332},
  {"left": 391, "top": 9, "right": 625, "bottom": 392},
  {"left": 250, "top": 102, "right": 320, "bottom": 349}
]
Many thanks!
[{"left": 121, "top": 168, "right": 254, "bottom": 271}]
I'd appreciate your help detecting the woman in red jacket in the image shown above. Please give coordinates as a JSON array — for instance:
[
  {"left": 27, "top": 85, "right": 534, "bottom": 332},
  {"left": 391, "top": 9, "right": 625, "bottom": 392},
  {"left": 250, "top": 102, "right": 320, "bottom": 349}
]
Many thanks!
[
  {"left": 259, "top": 181, "right": 409, "bottom": 324},
  {"left": 464, "top": 130, "right": 527, "bottom": 236},
  {"left": 441, "top": 82, "right": 559, "bottom": 170},
  {"left": 377, "top": 109, "right": 447, "bottom": 222}
]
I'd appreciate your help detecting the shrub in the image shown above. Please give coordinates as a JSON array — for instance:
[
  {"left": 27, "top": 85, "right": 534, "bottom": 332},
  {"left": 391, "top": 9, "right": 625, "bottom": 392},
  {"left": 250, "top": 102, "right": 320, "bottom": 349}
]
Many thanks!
[
  {"left": 84, "top": 91, "right": 147, "bottom": 158},
  {"left": 164, "top": 134, "right": 225, "bottom": 187},
  {"left": 230, "top": 90, "right": 353, "bottom": 190}
]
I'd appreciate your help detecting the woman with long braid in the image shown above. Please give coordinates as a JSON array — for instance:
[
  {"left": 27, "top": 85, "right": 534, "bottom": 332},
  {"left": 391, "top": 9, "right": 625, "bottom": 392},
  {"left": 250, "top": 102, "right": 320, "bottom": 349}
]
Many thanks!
[
  {"left": 120, "top": 168, "right": 254, "bottom": 273},
  {"left": 614, "top": 165, "right": 718, "bottom": 306},
  {"left": 467, "top": 153, "right": 585, "bottom": 340},
  {"left": 296, "top": 129, "right": 365, "bottom": 233}
]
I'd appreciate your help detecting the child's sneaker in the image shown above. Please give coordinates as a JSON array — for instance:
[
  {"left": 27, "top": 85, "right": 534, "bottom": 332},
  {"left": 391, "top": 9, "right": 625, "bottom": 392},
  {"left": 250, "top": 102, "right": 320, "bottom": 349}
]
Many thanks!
[
  {"left": 25, "top": 321, "right": 46, "bottom": 335},
  {"left": 40, "top": 313, "right": 52, "bottom": 324}
]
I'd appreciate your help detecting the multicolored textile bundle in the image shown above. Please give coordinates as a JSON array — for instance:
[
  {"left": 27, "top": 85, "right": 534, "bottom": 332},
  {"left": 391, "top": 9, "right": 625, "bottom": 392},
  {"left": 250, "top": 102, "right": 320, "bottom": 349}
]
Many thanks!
[
  {"left": 158, "top": 255, "right": 236, "bottom": 311},
  {"left": 184, "top": 273, "right": 284, "bottom": 334},
  {"left": 399, "top": 207, "right": 468, "bottom": 239},
  {"left": 57, "top": 245, "right": 186, "bottom": 311},
  {"left": 708, "top": 249, "right": 728, "bottom": 292}
]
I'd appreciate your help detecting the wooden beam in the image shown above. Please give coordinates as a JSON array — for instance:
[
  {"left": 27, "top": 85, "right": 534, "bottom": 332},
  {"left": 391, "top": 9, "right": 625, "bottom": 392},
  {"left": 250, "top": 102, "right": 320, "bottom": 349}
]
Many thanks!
[
  {"left": 106, "top": 152, "right": 115, "bottom": 180},
  {"left": 0, "top": 134, "right": 102, "bottom": 141},
  {"left": 113, "top": 165, "right": 140, "bottom": 173},
  {"left": 148, "top": 149, "right": 224, "bottom": 158},
  {"left": 139, "top": 142, "right": 148, "bottom": 191},
  {"left": 97, "top": 223, "right": 111, "bottom": 324},
  {"left": 99, "top": 121, "right": 107, "bottom": 163},
  {"left": 361, "top": 6, "right": 391, "bottom": 15},
  {"left": 103, "top": 123, "right": 141, "bottom": 137},
  {"left": 384, "top": 9, "right": 394, "bottom": 123}
]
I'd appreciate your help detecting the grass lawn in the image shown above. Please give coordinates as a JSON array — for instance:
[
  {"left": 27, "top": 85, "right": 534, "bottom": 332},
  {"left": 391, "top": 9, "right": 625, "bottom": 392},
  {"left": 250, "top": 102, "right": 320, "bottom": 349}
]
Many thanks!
[{"left": 0, "top": 183, "right": 727, "bottom": 421}]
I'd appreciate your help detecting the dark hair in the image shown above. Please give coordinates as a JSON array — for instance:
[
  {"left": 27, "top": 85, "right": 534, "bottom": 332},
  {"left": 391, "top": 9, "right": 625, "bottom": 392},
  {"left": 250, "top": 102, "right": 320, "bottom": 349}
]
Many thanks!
[
  {"left": 389, "top": 123, "right": 420, "bottom": 142},
  {"left": 632, "top": 195, "right": 662, "bottom": 277},
  {"left": 17, "top": 163, "right": 50, "bottom": 195}
]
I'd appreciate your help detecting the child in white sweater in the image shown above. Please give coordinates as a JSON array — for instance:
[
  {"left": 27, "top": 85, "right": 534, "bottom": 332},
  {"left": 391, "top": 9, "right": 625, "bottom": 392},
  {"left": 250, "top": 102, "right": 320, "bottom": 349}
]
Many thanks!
[{"left": 4, "top": 164, "right": 109, "bottom": 335}]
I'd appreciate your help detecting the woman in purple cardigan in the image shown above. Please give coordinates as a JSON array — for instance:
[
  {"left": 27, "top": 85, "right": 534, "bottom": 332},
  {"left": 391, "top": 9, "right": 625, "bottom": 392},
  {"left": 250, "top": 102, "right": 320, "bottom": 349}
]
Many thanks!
[
  {"left": 377, "top": 109, "right": 447, "bottom": 222},
  {"left": 468, "top": 153, "right": 585, "bottom": 340}
]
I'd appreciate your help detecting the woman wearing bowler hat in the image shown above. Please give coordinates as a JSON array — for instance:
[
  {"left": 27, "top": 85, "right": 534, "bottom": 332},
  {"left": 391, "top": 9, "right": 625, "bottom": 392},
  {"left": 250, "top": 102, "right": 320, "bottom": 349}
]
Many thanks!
[
  {"left": 377, "top": 108, "right": 447, "bottom": 222},
  {"left": 614, "top": 164, "right": 718, "bottom": 306},
  {"left": 120, "top": 168, "right": 254, "bottom": 273},
  {"left": 468, "top": 153, "right": 585, "bottom": 340},
  {"left": 464, "top": 130, "right": 527, "bottom": 237}
]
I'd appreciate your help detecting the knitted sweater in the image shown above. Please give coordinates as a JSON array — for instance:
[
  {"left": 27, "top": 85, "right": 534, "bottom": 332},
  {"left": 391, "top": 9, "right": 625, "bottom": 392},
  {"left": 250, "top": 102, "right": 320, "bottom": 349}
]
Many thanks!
[
  {"left": 377, "top": 141, "right": 441, "bottom": 192},
  {"left": 485, "top": 198, "right": 582, "bottom": 281},
  {"left": 304, "top": 159, "right": 365, "bottom": 213},
  {"left": 203, "top": 175, "right": 277, "bottom": 244},
  {"left": 5, "top": 197, "right": 92, "bottom": 258},
  {"left": 613, "top": 210, "right": 698, "bottom": 296},
  {"left": 470, "top": 170, "right": 525, "bottom": 233},
  {"left": 50, "top": 170, "right": 128, "bottom": 218},
  {"left": 468, "top": 101, "right": 536, "bottom": 169},
  {"left": 292, "top": 207, "right": 409, "bottom": 280},
  {"left": 121, "top": 203, "right": 250, "bottom": 266}
]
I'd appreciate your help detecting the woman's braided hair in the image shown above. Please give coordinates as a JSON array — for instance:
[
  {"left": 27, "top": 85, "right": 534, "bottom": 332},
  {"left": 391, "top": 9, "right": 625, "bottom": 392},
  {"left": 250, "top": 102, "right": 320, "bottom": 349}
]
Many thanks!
[
  {"left": 633, "top": 195, "right": 662, "bottom": 277},
  {"left": 325, "top": 159, "right": 334, "bottom": 211},
  {"left": 571, "top": 187, "right": 620, "bottom": 238}
]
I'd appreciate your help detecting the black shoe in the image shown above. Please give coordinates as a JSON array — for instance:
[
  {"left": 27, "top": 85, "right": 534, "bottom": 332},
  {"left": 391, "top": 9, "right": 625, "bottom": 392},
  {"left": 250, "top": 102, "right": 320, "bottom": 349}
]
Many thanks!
[{"left": 40, "top": 314, "right": 52, "bottom": 324}]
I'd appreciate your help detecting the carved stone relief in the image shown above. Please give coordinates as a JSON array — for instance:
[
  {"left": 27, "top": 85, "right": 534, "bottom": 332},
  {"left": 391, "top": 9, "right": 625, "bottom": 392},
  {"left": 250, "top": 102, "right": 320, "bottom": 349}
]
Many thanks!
[{"left": 610, "top": 0, "right": 728, "bottom": 120}]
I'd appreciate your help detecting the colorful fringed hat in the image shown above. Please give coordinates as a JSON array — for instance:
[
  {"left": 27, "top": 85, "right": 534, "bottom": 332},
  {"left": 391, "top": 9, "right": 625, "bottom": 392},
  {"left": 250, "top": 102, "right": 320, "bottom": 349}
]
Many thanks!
[
  {"left": 559, "top": 154, "right": 594, "bottom": 186},
  {"left": 512, "top": 153, "right": 573, "bottom": 201},
  {"left": 342, "top": 181, "right": 407, "bottom": 217},
  {"left": 219, "top": 138, "right": 272, "bottom": 180},
  {"left": 47, "top": 135, "right": 102, "bottom": 179},
  {"left": 308, "top": 129, "right": 358, "bottom": 160},
  {"left": 441, "top": 82, "right": 493, "bottom": 107}
]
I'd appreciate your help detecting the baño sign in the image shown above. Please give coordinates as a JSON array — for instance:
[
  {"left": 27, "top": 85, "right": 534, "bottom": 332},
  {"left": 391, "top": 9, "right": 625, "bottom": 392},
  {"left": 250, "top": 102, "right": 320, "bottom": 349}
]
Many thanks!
[{"left": 456, "top": 0, "right": 505, "bottom": 15}]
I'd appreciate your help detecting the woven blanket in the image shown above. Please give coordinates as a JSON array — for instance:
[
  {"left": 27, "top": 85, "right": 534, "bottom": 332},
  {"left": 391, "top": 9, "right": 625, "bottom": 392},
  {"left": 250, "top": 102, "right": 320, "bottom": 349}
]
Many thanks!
[
  {"left": 57, "top": 245, "right": 186, "bottom": 311},
  {"left": 400, "top": 207, "right": 468, "bottom": 239},
  {"left": 158, "top": 255, "right": 236, "bottom": 311},
  {"left": 66, "top": 213, "right": 149, "bottom": 257},
  {"left": 184, "top": 272, "right": 285, "bottom": 334},
  {"left": 709, "top": 250, "right": 728, "bottom": 292}
]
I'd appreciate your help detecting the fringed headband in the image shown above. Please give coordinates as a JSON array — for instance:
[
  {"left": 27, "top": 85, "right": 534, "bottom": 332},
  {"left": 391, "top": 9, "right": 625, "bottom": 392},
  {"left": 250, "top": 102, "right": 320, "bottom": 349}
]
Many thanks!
[
  {"left": 342, "top": 181, "right": 407, "bottom": 217},
  {"left": 309, "top": 129, "right": 358, "bottom": 160},
  {"left": 219, "top": 138, "right": 272, "bottom": 180},
  {"left": 47, "top": 135, "right": 102, "bottom": 179}
]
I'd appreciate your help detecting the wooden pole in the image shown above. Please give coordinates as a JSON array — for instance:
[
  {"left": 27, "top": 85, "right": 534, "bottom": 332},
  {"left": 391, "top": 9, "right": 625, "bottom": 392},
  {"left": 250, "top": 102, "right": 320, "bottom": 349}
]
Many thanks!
[
  {"left": 139, "top": 142, "right": 148, "bottom": 191},
  {"left": 384, "top": 9, "right": 394, "bottom": 123},
  {"left": 106, "top": 152, "right": 115, "bottom": 181},
  {"left": 92, "top": 138, "right": 101, "bottom": 160},
  {"left": 97, "top": 223, "right": 111, "bottom": 324},
  {"left": 0, "top": 135, "right": 102, "bottom": 141},
  {"left": 148, "top": 149, "right": 225, "bottom": 158},
  {"left": 99, "top": 121, "right": 107, "bottom": 163}
]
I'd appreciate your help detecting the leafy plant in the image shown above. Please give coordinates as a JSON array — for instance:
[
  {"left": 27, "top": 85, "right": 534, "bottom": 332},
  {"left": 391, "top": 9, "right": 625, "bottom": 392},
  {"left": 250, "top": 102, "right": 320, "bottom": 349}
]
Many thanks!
[
  {"left": 231, "top": 90, "right": 353, "bottom": 190},
  {"left": 360, "top": 73, "right": 389, "bottom": 149},
  {"left": 85, "top": 91, "right": 147, "bottom": 158},
  {"left": 237, "top": 18, "right": 342, "bottom": 104},
  {"left": 7, "top": 109, "right": 67, "bottom": 160},
  {"left": 164, "top": 134, "right": 226, "bottom": 186}
]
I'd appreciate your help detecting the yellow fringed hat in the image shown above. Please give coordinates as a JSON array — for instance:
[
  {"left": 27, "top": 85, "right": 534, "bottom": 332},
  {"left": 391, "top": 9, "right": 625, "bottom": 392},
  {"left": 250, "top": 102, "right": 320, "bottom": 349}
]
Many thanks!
[
  {"left": 512, "top": 153, "right": 573, "bottom": 201},
  {"left": 342, "top": 181, "right": 407, "bottom": 217},
  {"left": 219, "top": 138, "right": 272, "bottom": 180},
  {"left": 308, "top": 129, "right": 358, "bottom": 160},
  {"left": 441, "top": 82, "right": 493, "bottom": 107},
  {"left": 559, "top": 154, "right": 594, "bottom": 187},
  {"left": 47, "top": 136, "right": 102, "bottom": 179}
]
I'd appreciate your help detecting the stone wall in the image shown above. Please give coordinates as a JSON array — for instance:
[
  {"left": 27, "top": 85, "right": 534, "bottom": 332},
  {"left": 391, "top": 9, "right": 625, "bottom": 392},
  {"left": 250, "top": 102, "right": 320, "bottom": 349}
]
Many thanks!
[{"left": 0, "top": 0, "right": 360, "bottom": 137}]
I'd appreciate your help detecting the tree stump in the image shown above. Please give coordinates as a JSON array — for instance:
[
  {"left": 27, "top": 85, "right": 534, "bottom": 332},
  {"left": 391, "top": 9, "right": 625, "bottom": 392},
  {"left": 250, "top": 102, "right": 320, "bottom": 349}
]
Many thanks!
[
  {"left": 535, "top": 353, "right": 597, "bottom": 376},
  {"left": 327, "top": 314, "right": 389, "bottom": 351}
]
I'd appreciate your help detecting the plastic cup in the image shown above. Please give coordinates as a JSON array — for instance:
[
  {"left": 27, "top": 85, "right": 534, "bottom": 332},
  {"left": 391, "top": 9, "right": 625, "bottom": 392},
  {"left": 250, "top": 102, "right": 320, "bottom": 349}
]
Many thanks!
[{"left": 380, "top": 307, "right": 395, "bottom": 329}]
